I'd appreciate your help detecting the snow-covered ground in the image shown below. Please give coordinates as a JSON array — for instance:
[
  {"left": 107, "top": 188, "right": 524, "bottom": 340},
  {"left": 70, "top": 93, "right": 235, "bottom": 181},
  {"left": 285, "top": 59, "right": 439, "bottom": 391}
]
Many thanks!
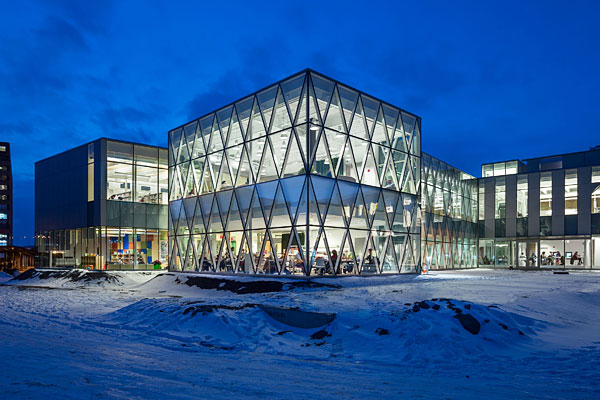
[{"left": 0, "top": 269, "right": 599, "bottom": 399}]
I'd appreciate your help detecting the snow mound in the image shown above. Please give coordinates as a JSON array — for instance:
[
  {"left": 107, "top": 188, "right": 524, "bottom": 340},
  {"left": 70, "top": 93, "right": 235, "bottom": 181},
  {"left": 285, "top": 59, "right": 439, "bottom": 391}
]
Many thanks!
[
  {"left": 93, "top": 297, "right": 542, "bottom": 364},
  {"left": 0, "top": 271, "right": 13, "bottom": 283},
  {"left": 6, "top": 268, "right": 159, "bottom": 288}
]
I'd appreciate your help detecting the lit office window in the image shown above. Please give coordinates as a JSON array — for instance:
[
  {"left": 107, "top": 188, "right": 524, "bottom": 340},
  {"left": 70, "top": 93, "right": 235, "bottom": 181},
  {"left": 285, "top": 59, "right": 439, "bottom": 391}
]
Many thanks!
[
  {"left": 478, "top": 186, "right": 485, "bottom": 220},
  {"left": 540, "top": 173, "right": 552, "bottom": 216},
  {"left": 0, "top": 195, "right": 6, "bottom": 201},
  {"left": 493, "top": 162, "right": 506, "bottom": 177},
  {"left": 592, "top": 166, "right": 600, "bottom": 183},
  {"left": 0, "top": 213, "right": 6, "bottom": 219},
  {"left": 482, "top": 164, "right": 493, "bottom": 177},
  {"left": 0, "top": 185, "right": 6, "bottom": 191},
  {"left": 592, "top": 186, "right": 600, "bottom": 214},
  {"left": 106, "top": 143, "right": 167, "bottom": 204},
  {"left": 107, "top": 162, "right": 134, "bottom": 201},
  {"left": 506, "top": 161, "right": 518, "bottom": 175},
  {"left": 517, "top": 175, "right": 528, "bottom": 217},
  {"left": 564, "top": 169, "right": 578, "bottom": 215},
  {"left": 0, "top": 146, "right": 5, "bottom": 152},
  {"left": 495, "top": 177, "right": 506, "bottom": 218}
]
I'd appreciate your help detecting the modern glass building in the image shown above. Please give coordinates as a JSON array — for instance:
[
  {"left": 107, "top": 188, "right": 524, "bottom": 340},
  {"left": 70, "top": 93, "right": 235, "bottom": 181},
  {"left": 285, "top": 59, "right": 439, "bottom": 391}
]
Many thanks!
[
  {"left": 421, "top": 153, "right": 478, "bottom": 270},
  {"left": 168, "top": 70, "right": 422, "bottom": 275},
  {"left": 478, "top": 147, "right": 600, "bottom": 268},
  {"left": 35, "top": 138, "right": 169, "bottom": 269},
  {"left": 33, "top": 71, "right": 598, "bottom": 274}
]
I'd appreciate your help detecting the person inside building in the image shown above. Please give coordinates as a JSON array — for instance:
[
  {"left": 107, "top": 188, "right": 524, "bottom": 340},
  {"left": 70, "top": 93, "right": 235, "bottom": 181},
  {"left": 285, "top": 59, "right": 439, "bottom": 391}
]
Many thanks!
[
  {"left": 364, "top": 249, "right": 378, "bottom": 273},
  {"left": 529, "top": 252, "right": 537, "bottom": 266},
  {"left": 571, "top": 251, "right": 579, "bottom": 265},
  {"left": 329, "top": 249, "right": 338, "bottom": 274}
]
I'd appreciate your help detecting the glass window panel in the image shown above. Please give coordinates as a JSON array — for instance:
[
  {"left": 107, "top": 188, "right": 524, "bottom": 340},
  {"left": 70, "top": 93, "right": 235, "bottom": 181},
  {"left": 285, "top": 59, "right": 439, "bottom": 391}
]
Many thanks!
[
  {"left": 159, "top": 148, "right": 168, "bottom": 168},
  {"left": 159, "top": 169, "right": 168, "bottom": 204},
  {"left": 478, "top": 186, "right": 485, "bottom": 220},
  {"left": 350, "top": 137, "right": 368, "bottom": 180},
  {"left": 517, "top": 175, "right": 528, "bottom": 217},
  {"left": 506, "top": 161, "right": 518, "bottom": 175},
  {"left": 482, "top": 164, "right": 493, "bottom": 177},
  {"left": 493, "top": 162, "right": 505, "bottom": 177},
  {"left": 565, "top": 239, "right": 586, "bottom": 267},
  {"left": 280, "top": 74, "right": 305, "bottom": 125},
  {"left": 494, "top": 240, "right": 512, "bottom": 266},
  {"left": 565, "top": 169, "right": 577, "bottom": 215},
  {"left": 592, "top": 186, "right": 600, "bottom": 214},
  {"left": 478, "top": 239, "right": 494, "bottom": 266},
  {"left": 540, "top": 216, "right": 552, "bottom": 236},
  {"left": 280, "top": 130, "right": 305, "bottom": 178},
  {"left": 134, "top": 203, "right": 146, "bottom": 227},
  {"left": 120, "top": 202, "right": 133, "bottom": 227},
  {"left": 592, "top": 167, "right": 600, "bottom": 183},
  {"left": 135, "top": 166, "right": 159, "bottom": 203},
  {"left": 540, "top": 239, "right": 564, "bottom": 267},
  {"left": 495, "top": 177, "right": 506, "bottom": 219},
  {"left": 107, "top": 162, "right": 133, "bottom": 201},
  {"left": 107, "top": 141, "right": 133, "bottom": 163},
  {"left": 540, "top": 172, "right": 552, "bottom": 216},
  {"left": 88, "top": 162, "right": 94, "bottom": 202},
  {"left": 135, "top": 145, "right": 158, "bottom": 167}
]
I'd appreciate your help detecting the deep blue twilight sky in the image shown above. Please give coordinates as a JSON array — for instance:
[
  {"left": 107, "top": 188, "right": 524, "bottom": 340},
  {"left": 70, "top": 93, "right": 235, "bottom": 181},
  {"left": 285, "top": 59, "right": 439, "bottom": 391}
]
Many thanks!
[{"left": 1, "top": 0, "right": 599, "bottom": 246}]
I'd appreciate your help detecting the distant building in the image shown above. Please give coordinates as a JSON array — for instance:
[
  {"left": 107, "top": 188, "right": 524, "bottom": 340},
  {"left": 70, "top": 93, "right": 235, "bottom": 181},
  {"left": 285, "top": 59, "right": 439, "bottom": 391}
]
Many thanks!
[
  {"left": 0, "top": 142, "right": 12, "bottom": 246},
  {"left": 0, "top": 246, "right": 35, "bottom": 273},
  {"left": 35, "top": 138, "right": 169, "bottom": 269}
]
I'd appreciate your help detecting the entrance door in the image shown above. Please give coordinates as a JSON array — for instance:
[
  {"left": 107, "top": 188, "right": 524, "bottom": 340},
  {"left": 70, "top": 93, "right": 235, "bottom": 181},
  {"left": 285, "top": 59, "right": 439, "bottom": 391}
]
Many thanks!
[{"left": 517, "top": 241, "right": 538, "bottom": 267}]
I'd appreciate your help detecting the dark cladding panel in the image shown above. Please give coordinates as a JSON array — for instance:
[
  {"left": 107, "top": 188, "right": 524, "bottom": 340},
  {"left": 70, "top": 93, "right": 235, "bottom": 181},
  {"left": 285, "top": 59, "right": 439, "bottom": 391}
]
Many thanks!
[{"left": 35, "top": 143, "right": 92, "bottom": 232}]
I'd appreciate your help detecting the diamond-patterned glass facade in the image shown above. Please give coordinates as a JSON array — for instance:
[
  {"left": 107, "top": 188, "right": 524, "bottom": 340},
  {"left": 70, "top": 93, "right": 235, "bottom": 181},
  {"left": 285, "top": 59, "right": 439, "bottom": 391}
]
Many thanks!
[
  {"left": 168, "top": 70, "right": 421, "bottom": 275},
  {"left": 421, "top": 153, "right": 478, "bottom": 269}
]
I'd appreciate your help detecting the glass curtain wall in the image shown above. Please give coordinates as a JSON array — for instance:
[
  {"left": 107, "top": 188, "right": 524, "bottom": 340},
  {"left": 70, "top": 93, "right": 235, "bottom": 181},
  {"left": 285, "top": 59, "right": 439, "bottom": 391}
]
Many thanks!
[
  {"left": 107, "top": 142, "right": 168, "bottom": 204},
  {"left": 421, "top": 154, "right": 478, "bottom": 270},
  {"left": 168, "top": 70, "right": 421, "bottom": 275},
  {"left": 36, "top": 227, "right": 168, "bottom": 269},
  {"left": 104, "top": 142, "right": 169, "bottom": 269}
]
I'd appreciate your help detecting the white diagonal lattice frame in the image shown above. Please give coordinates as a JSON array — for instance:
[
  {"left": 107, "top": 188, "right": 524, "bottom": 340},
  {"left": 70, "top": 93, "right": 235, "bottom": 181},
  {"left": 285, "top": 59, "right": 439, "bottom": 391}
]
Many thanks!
[{"left": 168, "top": 70, "right": 421, "bottom": 275}]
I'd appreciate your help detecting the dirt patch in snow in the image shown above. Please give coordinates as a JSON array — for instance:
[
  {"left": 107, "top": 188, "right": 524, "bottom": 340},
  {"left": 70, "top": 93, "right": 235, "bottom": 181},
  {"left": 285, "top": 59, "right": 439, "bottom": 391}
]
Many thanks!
[
  {"left": 182, "top": 303, "right": 257, "bottom": 317},
  {"left": 176, "top": 275, "right": 339, "bottom": 294},
  {"left": 13, "top": 269, "right": 121, "bottom": 284},
  {"left": 397, "top": 298, "right": 528, "bottom": 337}
]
